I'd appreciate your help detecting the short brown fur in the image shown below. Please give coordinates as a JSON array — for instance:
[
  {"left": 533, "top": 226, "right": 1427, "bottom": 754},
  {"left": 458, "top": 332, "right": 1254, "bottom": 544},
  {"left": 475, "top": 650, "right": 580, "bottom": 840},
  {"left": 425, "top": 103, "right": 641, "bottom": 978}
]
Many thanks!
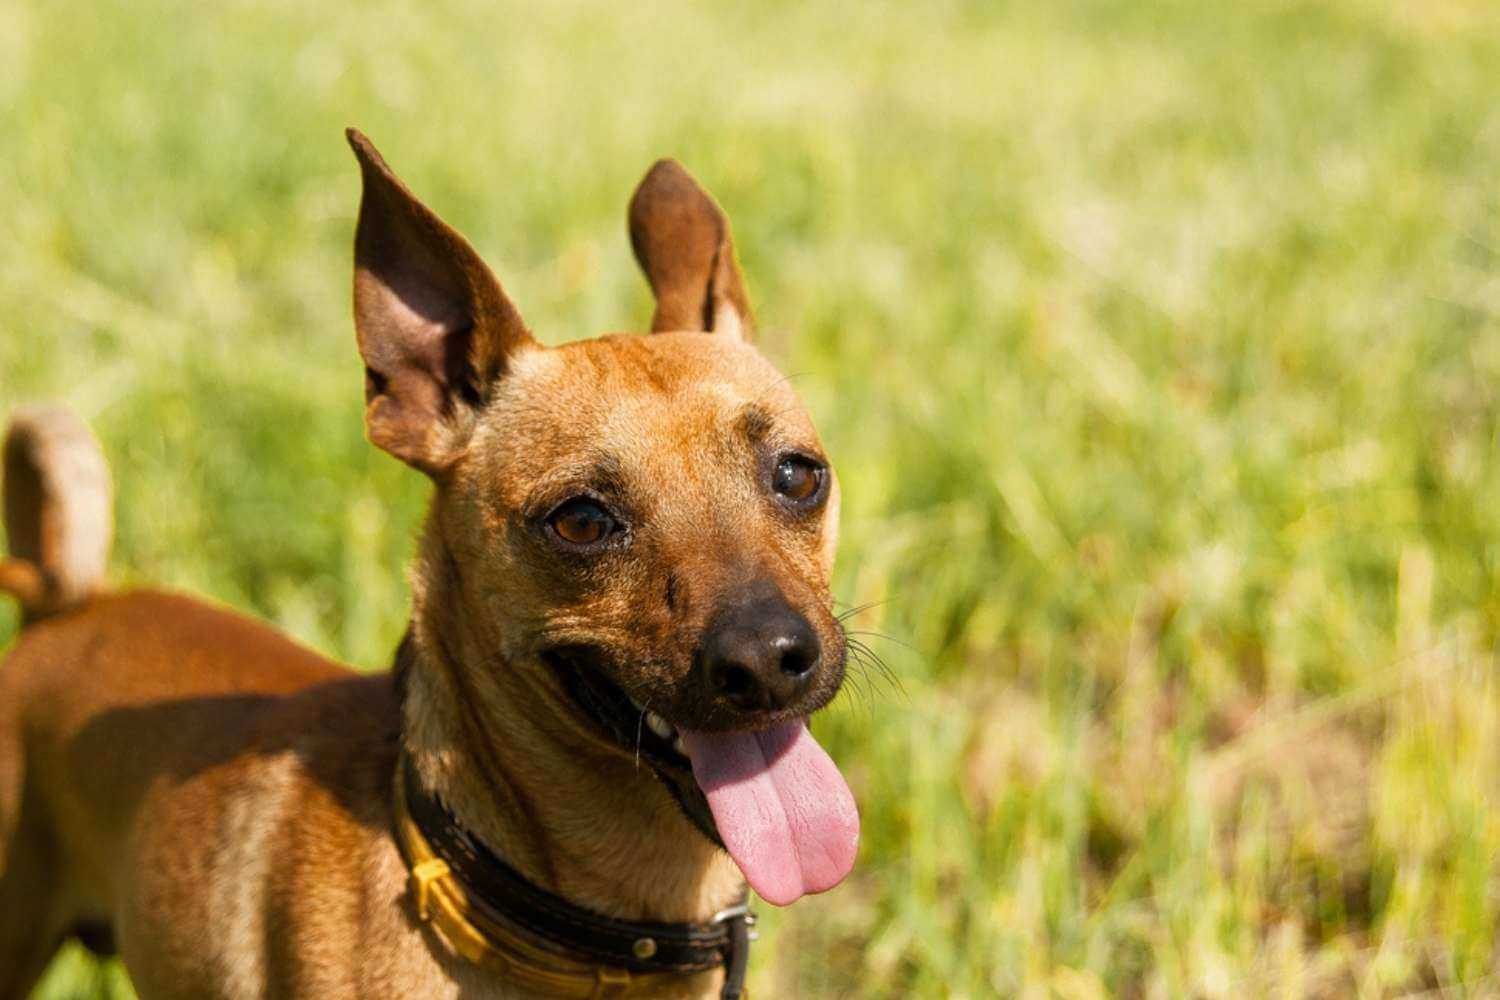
[{"left": 0, "top": 132, "right": 845, "bottom": 998}]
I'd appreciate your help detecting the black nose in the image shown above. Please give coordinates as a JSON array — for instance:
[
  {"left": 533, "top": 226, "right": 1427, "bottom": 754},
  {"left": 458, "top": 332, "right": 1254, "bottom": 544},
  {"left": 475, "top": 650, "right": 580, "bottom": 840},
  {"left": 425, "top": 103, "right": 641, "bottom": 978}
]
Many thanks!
[{"left": 699, "top": 592, "right": 821, "bottom": 712}]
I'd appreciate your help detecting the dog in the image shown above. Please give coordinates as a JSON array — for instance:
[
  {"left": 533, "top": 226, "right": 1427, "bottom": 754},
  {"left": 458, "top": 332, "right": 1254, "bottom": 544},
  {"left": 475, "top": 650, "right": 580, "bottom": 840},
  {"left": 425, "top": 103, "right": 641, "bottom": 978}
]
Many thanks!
[{"left": 0, "top": 130, "right": 859, "bottom": 999}]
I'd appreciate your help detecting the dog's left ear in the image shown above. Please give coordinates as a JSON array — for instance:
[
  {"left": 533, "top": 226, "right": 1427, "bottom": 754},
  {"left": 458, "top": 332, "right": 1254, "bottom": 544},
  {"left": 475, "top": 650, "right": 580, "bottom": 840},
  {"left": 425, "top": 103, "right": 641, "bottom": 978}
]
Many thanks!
[
  {"left": 347, "top": 129, "right": 535, "bottom": 474},
  {"left": 628, "top": 159, "right": 754, "bottom": 340}
]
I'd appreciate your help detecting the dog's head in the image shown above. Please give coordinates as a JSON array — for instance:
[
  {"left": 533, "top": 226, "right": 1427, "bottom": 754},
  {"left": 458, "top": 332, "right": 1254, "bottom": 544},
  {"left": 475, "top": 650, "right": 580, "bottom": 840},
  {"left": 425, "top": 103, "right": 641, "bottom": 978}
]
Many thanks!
[{"left": 347, "top": 131, "right": 857, "bottom": 905}]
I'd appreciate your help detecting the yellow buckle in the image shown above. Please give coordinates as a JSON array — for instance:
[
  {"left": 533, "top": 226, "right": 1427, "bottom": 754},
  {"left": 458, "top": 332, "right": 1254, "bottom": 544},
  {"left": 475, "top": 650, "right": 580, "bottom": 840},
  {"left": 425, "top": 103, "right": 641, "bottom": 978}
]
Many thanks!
[
  {"left": 410, "top": 858, "right": 452, "bottom": 922},
  {"left": 592, "top": 966, "right": 631, "bottom": 998}
]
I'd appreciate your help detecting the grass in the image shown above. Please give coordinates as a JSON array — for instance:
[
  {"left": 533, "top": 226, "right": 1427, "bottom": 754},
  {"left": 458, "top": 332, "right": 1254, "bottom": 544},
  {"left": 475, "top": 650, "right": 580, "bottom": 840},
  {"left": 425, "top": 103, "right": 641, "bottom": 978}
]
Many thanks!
[{"left": 4, "top": 0, "right": 1500, "bottom": 995}]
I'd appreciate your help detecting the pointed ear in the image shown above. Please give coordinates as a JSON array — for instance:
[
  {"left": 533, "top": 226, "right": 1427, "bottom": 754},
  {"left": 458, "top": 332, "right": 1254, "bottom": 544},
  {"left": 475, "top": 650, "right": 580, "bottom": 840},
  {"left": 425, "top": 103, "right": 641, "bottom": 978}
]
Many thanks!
[
  {"left": 346, "top": 128, "right": 534, "bottom": 474},
  {"left": 627, "top": 159, "right": 754, "bottom": 339}
]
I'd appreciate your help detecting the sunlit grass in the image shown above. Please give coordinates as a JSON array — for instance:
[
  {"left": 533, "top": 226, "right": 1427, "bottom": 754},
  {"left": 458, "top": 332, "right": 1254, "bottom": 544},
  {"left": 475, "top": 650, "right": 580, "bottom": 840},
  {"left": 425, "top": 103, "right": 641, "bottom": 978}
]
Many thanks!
[{"left": 5, "top": 0, "right": 1500, "bottom": 995}]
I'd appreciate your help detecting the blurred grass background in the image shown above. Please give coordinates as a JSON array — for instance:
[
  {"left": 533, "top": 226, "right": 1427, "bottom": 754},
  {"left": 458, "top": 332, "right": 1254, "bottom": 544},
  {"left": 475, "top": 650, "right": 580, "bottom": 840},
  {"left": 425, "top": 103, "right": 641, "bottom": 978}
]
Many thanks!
[{"left": 4, "top": 0, "right": 1500, "bottom": 995}]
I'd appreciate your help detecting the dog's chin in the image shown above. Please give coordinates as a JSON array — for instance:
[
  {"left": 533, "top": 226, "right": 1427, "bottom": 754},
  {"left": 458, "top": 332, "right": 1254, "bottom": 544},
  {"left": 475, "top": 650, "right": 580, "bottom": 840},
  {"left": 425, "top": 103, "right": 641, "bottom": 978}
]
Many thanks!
[{"left": 539, "top": 647, "right": 724, "bottom": 848}]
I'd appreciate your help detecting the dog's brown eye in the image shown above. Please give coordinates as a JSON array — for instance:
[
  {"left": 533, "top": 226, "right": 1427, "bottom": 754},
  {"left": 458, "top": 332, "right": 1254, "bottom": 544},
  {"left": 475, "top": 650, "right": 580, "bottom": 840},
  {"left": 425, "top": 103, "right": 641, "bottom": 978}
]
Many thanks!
[
  {"left": 773, "top": 456, "right": 825, "bottom": 504},
  {"left": 548, "top": 499, "right": 616, "bottom": 547}
]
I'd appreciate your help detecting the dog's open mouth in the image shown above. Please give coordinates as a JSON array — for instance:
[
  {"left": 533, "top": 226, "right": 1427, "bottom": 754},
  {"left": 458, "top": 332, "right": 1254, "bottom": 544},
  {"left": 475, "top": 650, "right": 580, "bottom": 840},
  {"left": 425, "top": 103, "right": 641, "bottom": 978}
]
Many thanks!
[
  {"left": 543, "top": 647, "right": 860, "bottom": 906},
  {"left": 544, "top": 648, "right": 718, "bottom": 840}
]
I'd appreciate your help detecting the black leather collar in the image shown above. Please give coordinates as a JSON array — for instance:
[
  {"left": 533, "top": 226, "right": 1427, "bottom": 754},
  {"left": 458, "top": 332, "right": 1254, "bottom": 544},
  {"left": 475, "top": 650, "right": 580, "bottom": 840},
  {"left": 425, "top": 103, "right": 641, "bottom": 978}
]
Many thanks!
[{"left": 399, "top": 756, "right": 753, "bottom": 998}]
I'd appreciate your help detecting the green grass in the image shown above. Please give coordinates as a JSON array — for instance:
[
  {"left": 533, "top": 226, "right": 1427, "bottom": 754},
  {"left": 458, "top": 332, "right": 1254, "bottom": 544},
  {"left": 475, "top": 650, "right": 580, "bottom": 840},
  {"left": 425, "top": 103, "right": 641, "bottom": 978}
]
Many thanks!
[{"left": 4, "top": 0, "right": 1500, "bottom": 995}]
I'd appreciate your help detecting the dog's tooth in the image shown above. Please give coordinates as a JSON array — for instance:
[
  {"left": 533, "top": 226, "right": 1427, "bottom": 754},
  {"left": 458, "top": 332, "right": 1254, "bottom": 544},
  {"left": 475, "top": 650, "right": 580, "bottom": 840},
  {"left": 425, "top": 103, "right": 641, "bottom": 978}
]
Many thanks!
[
  {"left": 646, "top": 712, "right": 673, "bottom": 740},
  {"left": 672, "top": 735, "right": 686, "bottom": 756}
]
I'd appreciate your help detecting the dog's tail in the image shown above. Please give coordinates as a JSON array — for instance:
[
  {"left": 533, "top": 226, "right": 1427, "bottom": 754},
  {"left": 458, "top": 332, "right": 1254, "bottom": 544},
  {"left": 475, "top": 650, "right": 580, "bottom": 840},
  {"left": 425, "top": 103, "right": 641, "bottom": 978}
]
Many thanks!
[{"left": 1, "top": 406, "right": 113, "bottom": 623}]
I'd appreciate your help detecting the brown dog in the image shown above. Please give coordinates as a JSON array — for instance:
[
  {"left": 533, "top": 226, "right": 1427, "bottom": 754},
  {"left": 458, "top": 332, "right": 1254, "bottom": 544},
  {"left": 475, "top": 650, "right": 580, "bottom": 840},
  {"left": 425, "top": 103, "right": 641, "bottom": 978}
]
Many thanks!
[{"left": 0, "top": 131, "right": 859, "bottom": 999}]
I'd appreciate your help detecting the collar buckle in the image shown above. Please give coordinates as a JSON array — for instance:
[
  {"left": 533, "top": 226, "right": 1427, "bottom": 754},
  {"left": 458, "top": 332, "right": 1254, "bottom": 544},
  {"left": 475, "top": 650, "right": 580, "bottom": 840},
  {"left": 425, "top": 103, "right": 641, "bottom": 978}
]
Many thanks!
[
  {"left": 409, "top": 857, "right": 452, "bottom": 922},
  {"left": 714, "top": 903, "right": 755, "bottom": 1000},
  {"left": 711, "top": 902, "right": 759, "bottom": 945},
  {"left": 710, "top": 903, "right": 751, "bottom": 925}
]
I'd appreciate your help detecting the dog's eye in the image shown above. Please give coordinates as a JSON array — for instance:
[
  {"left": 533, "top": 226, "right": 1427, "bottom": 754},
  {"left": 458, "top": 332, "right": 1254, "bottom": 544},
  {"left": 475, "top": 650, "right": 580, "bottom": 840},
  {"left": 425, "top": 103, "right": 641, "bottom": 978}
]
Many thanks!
[
  {"left": 547, "top": 498, "right": 617, "bottom": 547},
  {"left": 772, "top": 456, "right": 826, "bottom": 505}
]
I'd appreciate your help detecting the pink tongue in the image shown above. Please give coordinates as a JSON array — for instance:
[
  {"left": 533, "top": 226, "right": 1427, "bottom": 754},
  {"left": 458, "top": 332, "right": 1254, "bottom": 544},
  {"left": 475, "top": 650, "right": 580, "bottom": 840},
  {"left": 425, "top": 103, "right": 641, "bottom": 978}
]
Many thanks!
[{"left": 680, "top": 721, "right": 859, "bottom": 906}]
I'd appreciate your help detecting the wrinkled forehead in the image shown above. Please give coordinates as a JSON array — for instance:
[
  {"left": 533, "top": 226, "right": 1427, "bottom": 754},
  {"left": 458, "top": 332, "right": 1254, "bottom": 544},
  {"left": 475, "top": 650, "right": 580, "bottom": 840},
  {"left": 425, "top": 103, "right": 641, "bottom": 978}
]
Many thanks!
[{"left": 471, "top": 333, "right": 818, "bottom": 491}]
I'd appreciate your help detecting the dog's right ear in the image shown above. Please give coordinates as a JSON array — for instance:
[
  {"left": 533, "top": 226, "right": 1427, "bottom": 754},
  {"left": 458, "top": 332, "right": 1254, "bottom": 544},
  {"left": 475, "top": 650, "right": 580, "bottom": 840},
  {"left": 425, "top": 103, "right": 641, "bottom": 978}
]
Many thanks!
[{"left": 346, "top": 129, "right": 534, "bottom": 474}]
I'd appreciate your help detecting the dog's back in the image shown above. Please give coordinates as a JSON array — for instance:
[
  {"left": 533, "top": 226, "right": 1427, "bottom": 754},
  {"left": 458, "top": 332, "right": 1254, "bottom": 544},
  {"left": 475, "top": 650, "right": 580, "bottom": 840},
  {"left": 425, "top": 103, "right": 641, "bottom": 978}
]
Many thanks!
[{"left": 0, "top": 407, "right": 404, "bottom": 998}]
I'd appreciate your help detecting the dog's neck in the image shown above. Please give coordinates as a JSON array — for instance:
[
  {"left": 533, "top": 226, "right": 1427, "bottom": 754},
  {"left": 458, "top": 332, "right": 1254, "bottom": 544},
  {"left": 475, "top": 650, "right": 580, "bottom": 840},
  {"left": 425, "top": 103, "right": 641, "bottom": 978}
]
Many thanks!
[{"left": 394, "top": 522, "right": 744, "bottom": 925}]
